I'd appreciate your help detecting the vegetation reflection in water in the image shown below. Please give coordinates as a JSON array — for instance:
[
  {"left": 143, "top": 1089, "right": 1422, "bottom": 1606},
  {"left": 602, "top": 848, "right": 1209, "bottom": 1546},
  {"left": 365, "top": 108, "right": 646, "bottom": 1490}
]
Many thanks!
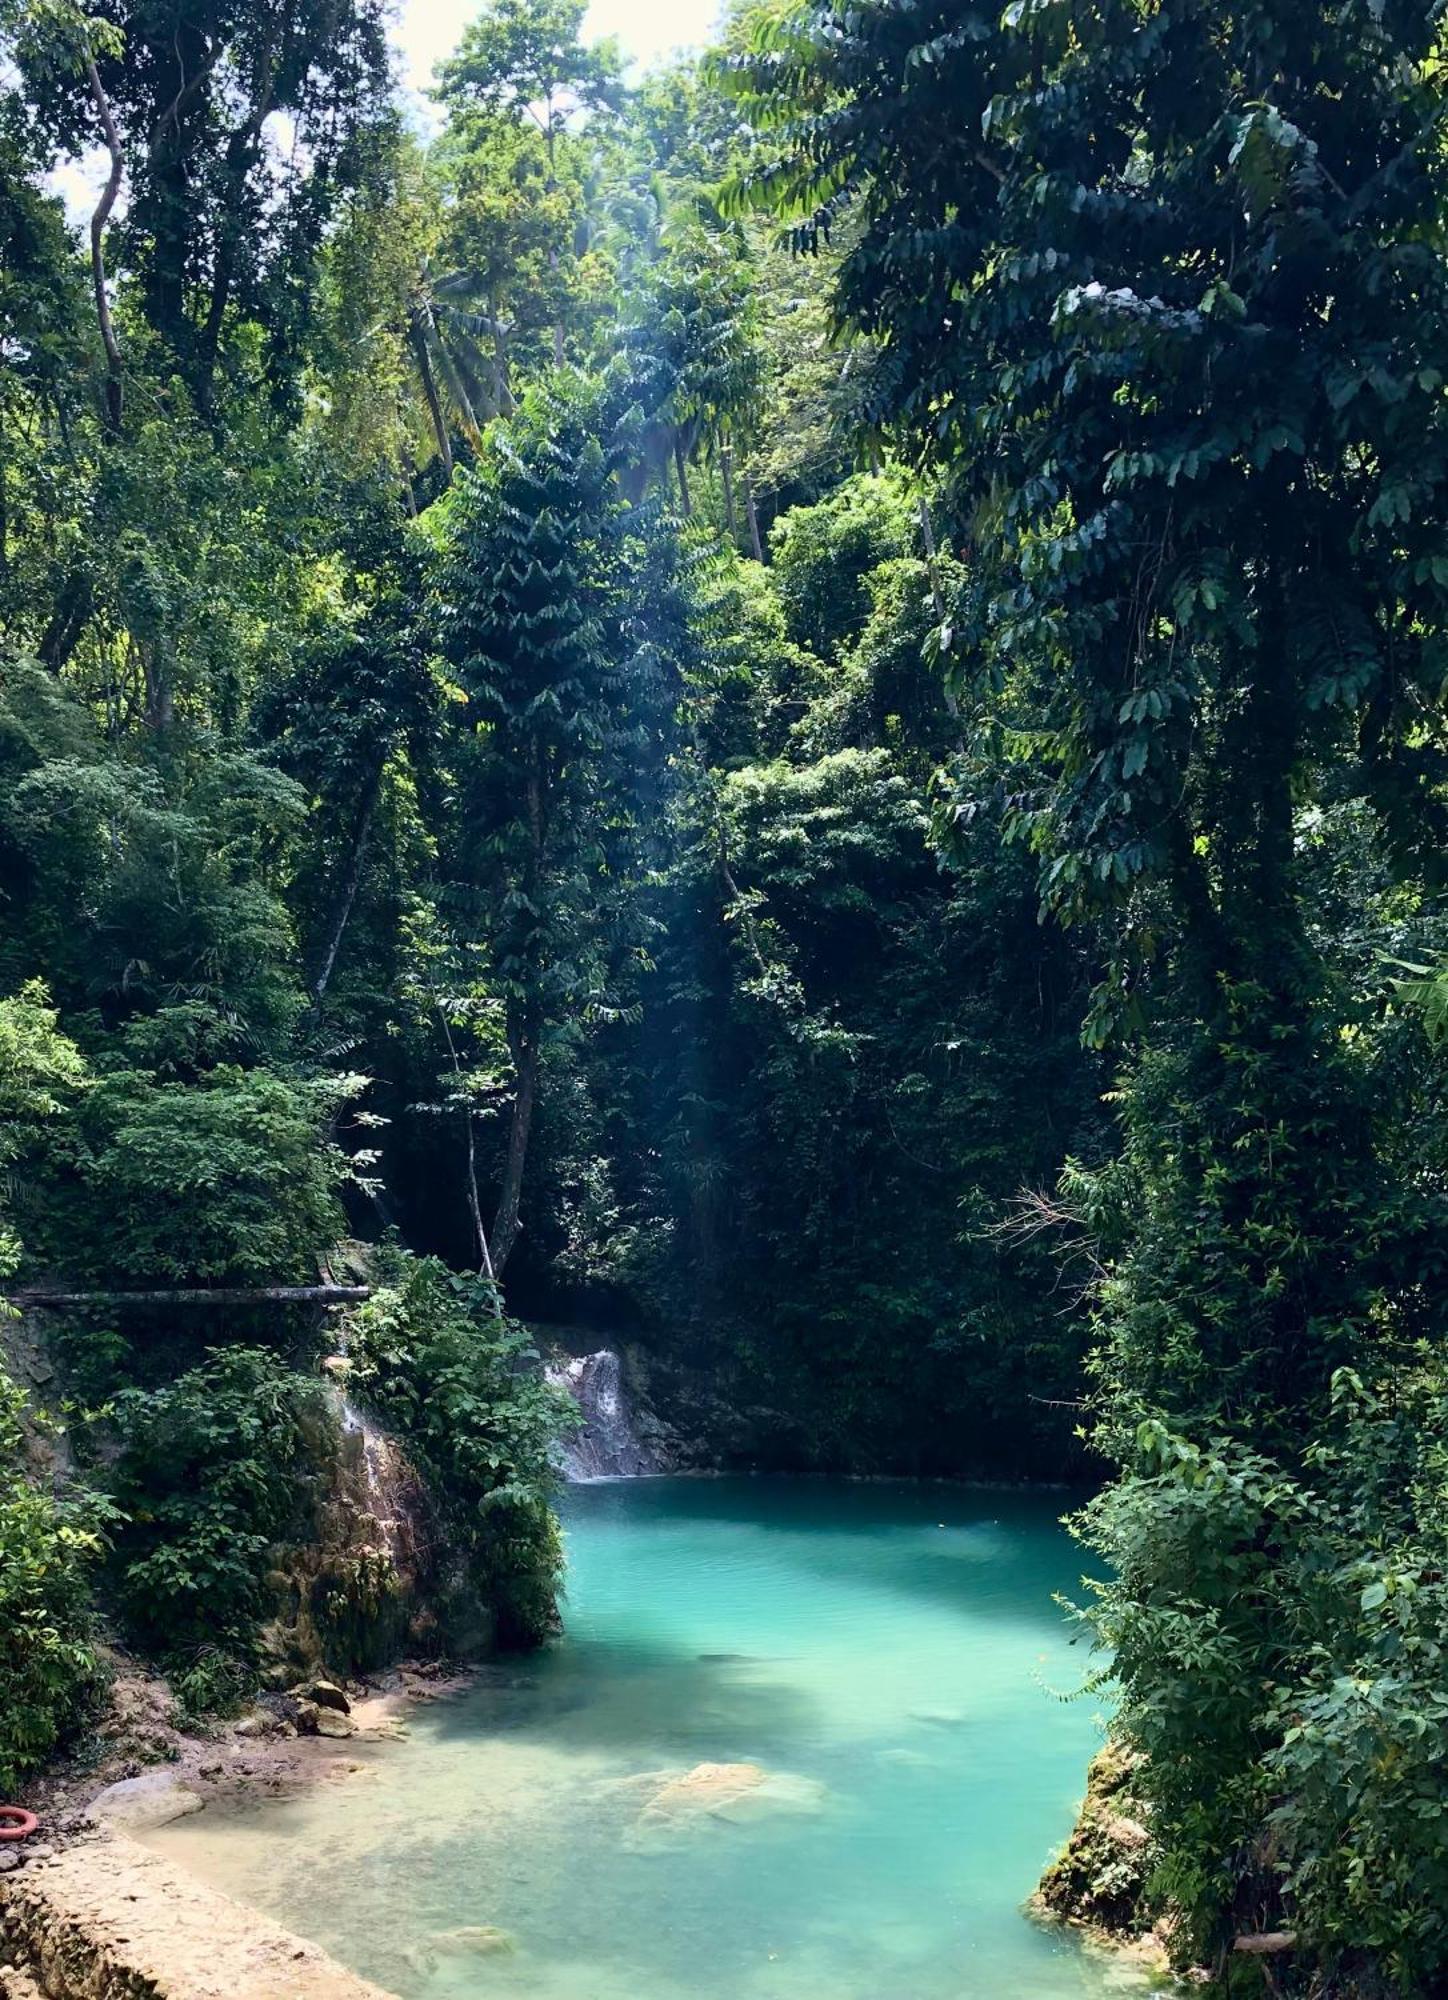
[{"left": 149, "top": 1477, "right": 1136, "bottom": 2000}]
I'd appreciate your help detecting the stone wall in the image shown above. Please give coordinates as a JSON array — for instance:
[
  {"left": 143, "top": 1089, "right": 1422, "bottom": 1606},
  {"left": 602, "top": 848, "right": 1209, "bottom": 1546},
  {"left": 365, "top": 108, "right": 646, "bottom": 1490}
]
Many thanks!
[{"left": 0, "top": 1832, "right": 396, "bottom": 2000}]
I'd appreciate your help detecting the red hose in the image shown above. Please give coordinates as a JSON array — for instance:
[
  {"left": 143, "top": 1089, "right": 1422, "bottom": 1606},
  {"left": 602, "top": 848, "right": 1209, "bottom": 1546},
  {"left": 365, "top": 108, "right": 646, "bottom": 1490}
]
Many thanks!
[{"left": 0, "top": 1807, "right": 37, "bottom": 1843}]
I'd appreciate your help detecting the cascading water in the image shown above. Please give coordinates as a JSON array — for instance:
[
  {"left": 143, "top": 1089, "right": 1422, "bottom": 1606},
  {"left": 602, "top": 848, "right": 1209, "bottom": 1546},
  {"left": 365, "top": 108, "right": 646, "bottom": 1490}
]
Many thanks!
[
  {"left": 254, "top": 1357, "right": 433, "bottom": 1675},
  {"left": 545, "top": 1348, "right": 660, "bottom": 1480},
  {"left": 332, "top": 1384, "right": 417, "bottom": 1576}
]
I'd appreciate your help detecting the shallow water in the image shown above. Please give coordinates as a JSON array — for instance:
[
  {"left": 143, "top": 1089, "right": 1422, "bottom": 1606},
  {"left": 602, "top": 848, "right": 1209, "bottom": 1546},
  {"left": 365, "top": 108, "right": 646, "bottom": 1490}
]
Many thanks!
[{"left": 149, "top": 1477, "right": 1132, "bottom": 2000}]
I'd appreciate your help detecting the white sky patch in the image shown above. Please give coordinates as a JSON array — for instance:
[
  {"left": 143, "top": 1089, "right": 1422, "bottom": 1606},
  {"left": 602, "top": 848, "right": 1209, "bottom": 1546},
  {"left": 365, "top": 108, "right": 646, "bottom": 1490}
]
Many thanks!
[
  {"left": 48, "top": 0, "right": 724, "bottom": 225},
  {"left": 392, "top": 0, "right": 725, "bottom": 128}
]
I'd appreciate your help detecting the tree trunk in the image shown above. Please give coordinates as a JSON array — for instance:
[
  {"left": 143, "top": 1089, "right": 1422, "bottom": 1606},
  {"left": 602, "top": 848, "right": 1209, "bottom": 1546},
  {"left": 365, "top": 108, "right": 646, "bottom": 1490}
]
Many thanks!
[
  {"left": 143, "top": 646, "right": 174, "bottom": 731},
  {"left": 193, "top": 55, "right": 281, "bottom": 409},
  {"left": 84, "top": 54, "right": 125, "bottom": 436},
  {"left": 489, "top": 756, "right": 546, "bottom": 1277},
  {"left": 490, "top": 290, "right": 515, "bottom": 416},
  {"left": 38, "top": 576, "right": 93, "bottom": 671},
  {"left": 435, "top": 1004, "right": 503, "bottom": 1305},
  {"left": 916, "top": 491, "right": 959, "bottom": 718},
  {"left": 743, "top": 475, "right": 764, "bottom": 562},
  {"left": 489, "top": 1002, "right": 540, "bottom": 1276},
  {"left": 410, "top": 319, "right": 453, "bottom": 479},
  {"left": 9, "top": 1285, "right": 369, "bottom": 1308},
  {"left": 916, "top": 493, "right": 944, "bottom": 615},
  {"left": 674, "top": 435, "right": 692, "bottom": 516},
  {"left": 720, "top": 442, "right": 738, "bottom": 541},
  {"left": 311, "top": 758, "right": 384, "bottom": 1004}
]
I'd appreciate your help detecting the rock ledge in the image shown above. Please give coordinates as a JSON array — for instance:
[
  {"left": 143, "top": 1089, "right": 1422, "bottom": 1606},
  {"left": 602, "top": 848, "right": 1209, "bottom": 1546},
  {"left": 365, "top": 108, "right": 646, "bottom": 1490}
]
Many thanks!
[{"left": 0, "top": 1830, "right": 396, "bottom": 2000}]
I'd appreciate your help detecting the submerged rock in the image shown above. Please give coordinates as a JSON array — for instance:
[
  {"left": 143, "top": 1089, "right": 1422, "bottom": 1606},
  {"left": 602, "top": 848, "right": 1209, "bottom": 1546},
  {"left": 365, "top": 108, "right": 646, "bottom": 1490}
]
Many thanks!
[
  {"left": 430, "top": 1925, "right": 516, "bottom": 1957},
  {"left": 625, "top": 1761, "right": 828, "bottom": 1845}
]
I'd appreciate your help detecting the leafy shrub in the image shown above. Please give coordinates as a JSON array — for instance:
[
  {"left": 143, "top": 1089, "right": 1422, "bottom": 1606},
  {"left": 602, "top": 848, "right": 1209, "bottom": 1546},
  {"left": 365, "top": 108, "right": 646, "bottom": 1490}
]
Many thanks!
[
  {"left": 55, "top": 1066, "right": 356, "bottom": 1285},
  {"left": 0, "top": 1365, "right": 107, "bottom": 1792},
  {"left": 1082, "top": 1374, "right": 1448, "bottom": 1988},
  {"left": 767, "top": 474, "right": 913, "bottom": 665},
  {"left": 107, "top": 1348, "right": 332, "bottom": 1683},
  {"left": 0, "top": 981, "right": 107, "bottom": 1787},
  {"left": 345, "top": 1253, "right": 569, "bottom": 1648},
  {"left": 168, "top": 1646, "right": 260, "bottom": 1729}
]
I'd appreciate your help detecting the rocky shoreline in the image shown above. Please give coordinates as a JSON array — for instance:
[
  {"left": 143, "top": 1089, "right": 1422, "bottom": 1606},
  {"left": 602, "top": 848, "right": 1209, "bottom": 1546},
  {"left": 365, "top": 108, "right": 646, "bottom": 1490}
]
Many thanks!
[{"left": 0, "top": 1655, "right": 482, "bottom": 2000}]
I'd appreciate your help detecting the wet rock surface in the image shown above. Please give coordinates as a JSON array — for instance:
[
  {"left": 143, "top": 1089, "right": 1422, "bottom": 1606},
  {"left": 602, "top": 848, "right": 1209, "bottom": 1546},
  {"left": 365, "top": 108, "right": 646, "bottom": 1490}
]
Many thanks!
[
  {"left": 431, "top": 1924, "right": 516, "bottom": 1956},
  {"left": 612, "top": 1760, "right": 831, "bottom": 1849},
  {"left": 545, "top": 1348, "right": 662, "bottom": 1478}
]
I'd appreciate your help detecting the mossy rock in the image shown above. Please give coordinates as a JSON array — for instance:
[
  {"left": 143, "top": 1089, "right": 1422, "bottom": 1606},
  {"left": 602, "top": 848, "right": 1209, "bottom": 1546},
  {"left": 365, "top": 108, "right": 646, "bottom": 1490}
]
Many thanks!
[{"left": 1036, "top": 1740, "right": 1151, "bottom": 1935}]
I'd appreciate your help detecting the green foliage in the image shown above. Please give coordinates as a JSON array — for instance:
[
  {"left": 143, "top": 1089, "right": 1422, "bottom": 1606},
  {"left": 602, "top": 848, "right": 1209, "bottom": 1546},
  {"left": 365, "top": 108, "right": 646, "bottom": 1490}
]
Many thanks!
[
  {"left": 1058, "top": 992, "right": 1448, "bottom": 1972},
  {"left": 0, "top": 981, "right": 105, "bottom": 1787},
  {"left": 46, "top": 1066, "right": 356, "bottom": 1286},
  {"left": 730, "top": 0, "right": 1448, "bottom": 1980},
  {"left": 570, "top": 519, "right": 1098, "bottom": 1475},
  {"left": 107, "top": 1348, "right": 332, "bottom": 1681},
  {"left": 0, "top": 980, "right": 89, "bottom": 1269},
  {"left": 12, "top": 0, "right": 391, "bottom": 411},
  {"left": 14, "top": 21, "right": 1448, "bottom": 1978},
  {"left": 433, "top": 373, "right": 662, "bottom": 1272},
  {"left": 0, "top": 1370, "right": 106, "bottom": 1792},
  {"left": 438, "top": 0, "right": 622, "bottom": 146},
  {"left": 768, "top": 476, "right": 912, "bottom": 665},
  {"left": 1082, "top": 1362, "right": 1448, "bottom": 1987},
  {"left": 344, "top": 1253, "right": 568, "bottom": 1648}
]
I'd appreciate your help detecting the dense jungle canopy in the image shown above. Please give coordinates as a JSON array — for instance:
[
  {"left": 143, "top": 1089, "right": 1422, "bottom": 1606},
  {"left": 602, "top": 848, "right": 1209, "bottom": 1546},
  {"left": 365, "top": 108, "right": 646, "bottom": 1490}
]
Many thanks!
[{"left": 5, "top": 0, "right": 1448, "bottom": 1991}]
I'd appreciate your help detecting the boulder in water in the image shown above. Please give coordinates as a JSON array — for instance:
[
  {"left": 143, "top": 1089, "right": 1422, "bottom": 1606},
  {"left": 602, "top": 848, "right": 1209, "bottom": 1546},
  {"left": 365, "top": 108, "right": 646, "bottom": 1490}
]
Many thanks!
[{"left": 88, "top": 1772, "right": 205, "bottom": 1831}]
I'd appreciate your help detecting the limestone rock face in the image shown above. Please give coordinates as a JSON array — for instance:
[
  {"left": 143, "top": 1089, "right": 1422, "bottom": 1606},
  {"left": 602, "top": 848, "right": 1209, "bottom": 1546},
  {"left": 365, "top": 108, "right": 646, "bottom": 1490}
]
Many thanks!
[
  {"left": 0, "top": 1964, "right": 45, "bottom": 1998},
  {"left": 544, "top": 1349, "right": 661, "bottom": 1479},
  {"left": 259, "top": 1386, "right": 492, "bottom": 1683}
]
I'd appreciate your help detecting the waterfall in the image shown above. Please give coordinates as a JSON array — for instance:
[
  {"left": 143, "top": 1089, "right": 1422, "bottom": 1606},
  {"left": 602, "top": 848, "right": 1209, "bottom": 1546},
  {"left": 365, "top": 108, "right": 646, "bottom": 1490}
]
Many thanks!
[
  {"left": 333, "top": 1388, "right": 417, "bottom": 1574},
  {"left": 545, "top": 1349, "right": 659, "bottom": 1481}
]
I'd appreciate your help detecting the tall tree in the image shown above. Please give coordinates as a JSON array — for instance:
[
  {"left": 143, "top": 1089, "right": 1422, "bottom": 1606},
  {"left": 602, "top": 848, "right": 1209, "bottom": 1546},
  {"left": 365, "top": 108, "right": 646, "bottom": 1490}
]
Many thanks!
[
  {"left": 437, "top": 0, "right": 621, "bottom": 175},
  {"left": 18, "top": 0, "right": 391, "bottom": 412},
  {"left": 436, "top": 375, "right": 627, "bottom": 1274},
  {"left": 438, "top": 0, "right": 622, "bottom": 368},
  {"left": 728, "top": 0, "right": 1448, "bottom": 1975}
]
